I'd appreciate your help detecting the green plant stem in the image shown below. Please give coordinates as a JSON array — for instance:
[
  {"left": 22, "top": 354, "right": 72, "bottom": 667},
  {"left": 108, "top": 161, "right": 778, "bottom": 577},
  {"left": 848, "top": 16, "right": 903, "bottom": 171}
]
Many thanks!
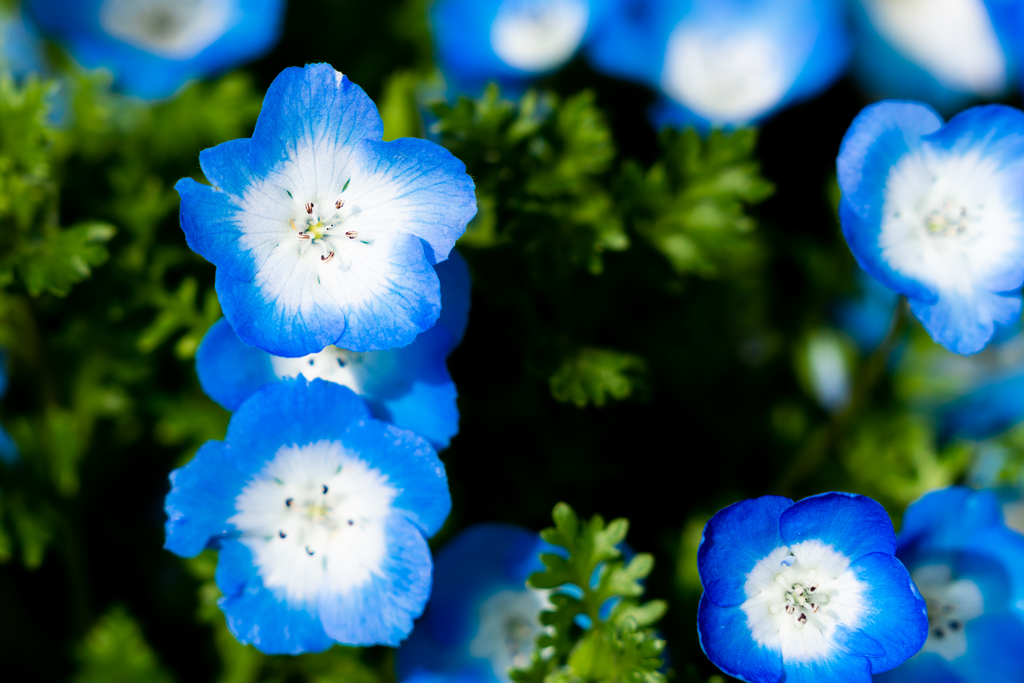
[{"left": 774, "top": 298, "right": 907, "bottom": 496}]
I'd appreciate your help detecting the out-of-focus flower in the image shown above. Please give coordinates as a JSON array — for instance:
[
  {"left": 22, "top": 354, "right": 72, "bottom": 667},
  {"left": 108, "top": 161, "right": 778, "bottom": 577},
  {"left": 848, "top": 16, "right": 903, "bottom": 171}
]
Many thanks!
[
  {"left": 876, "top": 487, "right": 1024, "bottom": 682},
  {"left": 176, "top": 63, "right": 476, "bottom": 358},
  {"left": 850, "top": 0, "right": 1024, "bottom": 112},
  {"left": 795, "top": 329, "right": 854, "bottom": 413},
  {"left": 697, "top": 493, "right": 927, "bottom": 683},
  {"left": 430, "top": 0, "right": 616, "bottom": 96},
  {"left": 0, "top": 6, "right": 45, "bottom": 79},
  {"left": 164, "top": 379, "right": 451, "bottom": 653},
  {"left": 0, "top": 352, "right": 16, "bottom": 465},
  {"left": 837, "top": 101, "right": 1024, "bottom": 356},
  {"left": 25, "top": 0, "right": 286, "bottom": 99},
  {"left": 196, "top": 250, "right": 471, "bottom": 450},
  {"left": 397, "top": 524, "right": 550, "bottom": 683},
  {"left": 587, "top": 0, "right": 851, "bottom": 128},
  {"left": 834, "top": 268, "right": 902, "bottom": 354}
]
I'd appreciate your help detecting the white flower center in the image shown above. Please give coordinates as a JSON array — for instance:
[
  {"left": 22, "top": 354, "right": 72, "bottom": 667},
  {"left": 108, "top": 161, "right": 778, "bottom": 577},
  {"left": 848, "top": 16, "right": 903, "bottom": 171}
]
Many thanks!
[
  {"left": 660, "top": 24, "right": 797, "bottom": 125},
  {"left": 270, "top": 346, "right": 381, "bottom": 395},
  {"left": 490, "top": 0, "right": 589, "bottom": 73},
  {"left": 861, "top": 0, "right": 1007, "bottom": 96},
  {"left": 911, "top": 564, "right": 984, "bottom": 661},
  {"left": 229, "top": 440, "right": 397, "bottom": 606},
  {"left": 879, "top": 146, "right": 1023, "bottom": 296},
  {"left": 470, "top": 588, "right": 551, "bottom": 681},
  {"left": 99, "top": 0, "right": 237, "bottom": 60},
  {"left": 741, "top": 541, "right": 867, "bottom": 662}
]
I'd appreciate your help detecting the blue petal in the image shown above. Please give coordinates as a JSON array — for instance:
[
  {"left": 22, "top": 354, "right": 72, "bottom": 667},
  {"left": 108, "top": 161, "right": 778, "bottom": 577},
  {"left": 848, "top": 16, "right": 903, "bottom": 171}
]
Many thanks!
[
  {"left": 585, "top": 0, "right": 671, "bottom": 86},
  {"left": 175, "top": 177, "right": 258, "bottom": 283},
  {"left": 430, "top": 0, "right": 513, "bottom": 83},
  {"left": 951, "top": 612, "right": 1024, "bottom": 681},
  {"left": 908, "top": 278, "right": 1022, "bottom": 356},
  {"left": 348, "top": 137, "right": 476, "bottom": 265},
  {"left": 216, "top": 231, "right": 441, "bottom": 357},
  {"left": 937, "top": 371, "right": 1024, "bottom": 441},
  {"left": 873, "top": 653, "right": 960, "bottom": 683},
  {"left": 215, "top": 540, "right": 335, "bottom": 655},
  {"left": 435, "top": 248, "right": 471, "bottom": 346},
  {"left": 847, "top": 552, "right": 929, "bottom": 674},
  {"left": 898, "top": 488, "right": 1004, "bottom": 556},
  {"left": 198, "top": 138, "right": 256, "bottom": 198},
  {"left": 339, "top": 418, "right": 450, "bottom": 538},
  {"left": 195, "top": 317, "right": 277, "bottom": 412},
  {"left": 781, "top": 654, "right": 872, "bottom": 683},
  {"left": 698, "top": 496, "right": 793, "bottom": 607},
  {"left": 779, "top": 492, "right": 896, "bottom": 562},
  {"left": 696, "top": 594, "right": 782, "bottom": 683},
  {"left": 0, "top": 424, "right": 17, "bottom": 465},
  {"left": 164, "top": 441, "right": 251, "bottom": 558},
  {"left": 318, "top": 514, "right": 433, "bottom": 647},
  {"left": 247, "top": 64, "right": 383, "bottom": 192}
]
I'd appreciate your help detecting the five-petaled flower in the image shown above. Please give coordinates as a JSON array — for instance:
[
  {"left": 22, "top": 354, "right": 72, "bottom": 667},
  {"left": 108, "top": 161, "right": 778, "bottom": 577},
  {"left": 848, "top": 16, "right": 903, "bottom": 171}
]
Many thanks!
[
  {"left": 837, "top": 101, "right": 1024, "bottom": 356},
  {"left": 195, "top": 250, "right": 471, "bottom": 450},
  {"left": 697, "top": 493, "right": 927, "bottom": 683},
  {"left": 164, "top": 378, "right": 451, "bottom": 653},
  {"left": 177, "top": 62, "right": 477, "bottom": 357},
  {"left": 875, "top": 487, "right": 1024, "bottom": 683}
]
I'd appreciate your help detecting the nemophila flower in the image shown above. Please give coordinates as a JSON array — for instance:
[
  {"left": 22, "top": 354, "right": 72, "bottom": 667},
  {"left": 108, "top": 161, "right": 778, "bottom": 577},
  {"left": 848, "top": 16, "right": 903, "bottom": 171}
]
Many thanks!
[
  {"left": 177, "top": 63, "right": 476, "bottom": 358},
  {"left": 586, "top": 0, "right": 850, "bottom": 129},
  {"left": 25, "top": 0, "right": 285, "bottom": 100},
  {"left": 397, "top": 524, "right": 550, "bottom": 683},
  {"left": 849, "top": 0, "right": 1024, "bottom": 112},
  {"left": 430, "top": 0, "right": 616, "bottom": 95},
  {"left": 0, "top": 6, "right": 45, "bottom": 79},
  {"left": 837, "top": 101, "right": 1024, "bottom": 356},
  {"left": 0, "top": 352, "right": 16, "bottom": 465},
  {"left": 697, "top": 493, "right": 927, "bottom": 683},
  {"left": 196, "top": 250, "right": 471, "bottom": 449},
  {"left": 163, "top": 378, "right": 451, "bottom": 652},
  {"left": 875, "top": 487, "right": 1024, "bottom": 682}
]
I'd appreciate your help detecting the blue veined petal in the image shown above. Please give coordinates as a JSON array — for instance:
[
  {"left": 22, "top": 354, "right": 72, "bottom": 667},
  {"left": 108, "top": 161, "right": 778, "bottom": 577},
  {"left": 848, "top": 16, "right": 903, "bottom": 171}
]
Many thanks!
[
  {"left": 216, "top": 231, "right": 440, "bottom": 357},
  {"left": 339, "top": 419, "right": 450, "bottom": 538},
  {"left": 436, "top": 249, "right": 471, "bottom": 345},
  {"left": 779, "top": 492, "right": 896, "bottom": 562},
  {"left": 176, "top": 178, "right": 261, "bottom": 283},
  {"left": 873, "top": 652, "right": 960, "bottom": 683},
  {"left": 697, "top": 594, "right": 783, "bottom": 683},
  {"left": 247, "top": 64, "right": 383, "bottom": 198},
  {"left": 164, "top": 441, "right": 251, "bottom": 558},
  {"left": 698, "top": 496, "right": 793, "bottom": 607},
  {"left": 198, "top": 139, "right": 255, "bottom": 198},
  {"left": 781, "top": 653, "right": 872, "bottom": 683},
  {"left": 215, "top": 540, "right": 335, "bottom": 655},
  {"left": 318, "top": 513, "right": 433, "bottom": 647},
  {"left": 222, "top": 379, "right": 372, "bottom": 473},
  {"left": 937, "top": 371, "right": 1024, "bottom": 441},
  {"left": 909, "top": 288, "right": 1022, "bottom": 356},
  {"left": 898, "top": 488, "right": 1004, "bottom": 556},
  {"left": 195, "top": 317, "right": 277, "bottom": 412},
  {"left": 950, "top": 612, "right": 1024, "bottom": 681},
  {"left": 847, "top": 552, "right": 929, "bottom": 674},
  {"left": 347, "top": 138, "right": 476, "bottom": 265}
]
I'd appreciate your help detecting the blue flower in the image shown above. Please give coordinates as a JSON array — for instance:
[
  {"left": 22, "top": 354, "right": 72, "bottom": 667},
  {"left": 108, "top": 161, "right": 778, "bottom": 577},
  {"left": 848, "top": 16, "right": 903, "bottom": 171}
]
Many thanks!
[
  {"left": 875, "top": 487, "right": 1024, "bottom": 682},
  {"left": 0, "top": 6, "right": 45, "bottom": 79},
  {"left": 586, "top": 0, "right": 850, "bottom": 129},
  {"left": 837, "top": 101, "right": 1024, "bottom": 356},
  {"left": 697, "top": 493, "right": 927, "bottom": 683},
  {"left": 430, "top": 0, "right": 617, "bottom": 96},
  {"left": 397, "top": 524, "right": 549, "bottom": 683},
  {"left": 834, "top": 268, "right": 901, "bottom": 353},
  {"left": 24, "top": 0, "right": 285, "bottom": 100},
  {"left": 177, "top": 63, "right": 477, "bottom": 358},
  {"left": 849, "top": 0, "right": 1024, "bottom": 113},
  {"left": 196, "top": 250, "right": 471, "bottom": 449},
  {"left": 0, "top": 351, "right": 16, "bottom": 465},
  {"left": 163, "top": 378, "right": 451, "bottom": 652}
]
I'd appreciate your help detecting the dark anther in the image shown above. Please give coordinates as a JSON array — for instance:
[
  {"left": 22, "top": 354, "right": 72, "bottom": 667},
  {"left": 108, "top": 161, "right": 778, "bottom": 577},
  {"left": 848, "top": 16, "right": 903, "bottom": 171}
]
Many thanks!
[
  {"left": 808, "top": 585, "right": 817, "bottom": 592},
  {"left": 335, "top": 198, "right": 344, "bottom": 209},
  {"left": 347, "top": 519, "right": 354, "bottom": 526},
  {"left": 948, "top": 620, "right": 961, "bottom": 631},
  {"left": 785, "top": 605, "right": 795, "bottom": 615},
  {"left": 346, "top": 230, "right": 358, "bottom": 239},
  {"left": 321, "top": 251, "right": 335, "bottom": 263},
  {"left": 933, "top": 628, "right": 945, "bottom": 639},
  {"left": 285, "top": 498, "right": 293, "bottom": 507},
  {"left": 306, "top": 546, "right": 315, "bottom": 556},
  {"left": 279, "top": 530, "right": 287, "bottom": 538},
  {"left": 305, "top": 202, "right": 314, "bottom": 214},
  {"left": 298, "top": 233, "right": 311, "bottom": 241},
  {"left": 810, "top": 603, "right": 819, "bottom": 613},
  {"left": 322, "top": 484, "right": 329, "bottom": 494},
  {"left": 797, "top": 613, "right": 807, "bottom": 624}
]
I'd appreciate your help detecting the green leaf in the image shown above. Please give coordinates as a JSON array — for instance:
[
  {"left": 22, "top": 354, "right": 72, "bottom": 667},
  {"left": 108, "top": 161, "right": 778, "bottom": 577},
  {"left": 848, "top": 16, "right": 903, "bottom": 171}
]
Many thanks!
[
  {"left": 550, "top": 348, "right": 647, "bottom": 408},
  {"left": 16, "top": 221, "right": 116, "bottom": 297},
  {"left": 73, "top": 607, "right": 175, "bottom": 683}
]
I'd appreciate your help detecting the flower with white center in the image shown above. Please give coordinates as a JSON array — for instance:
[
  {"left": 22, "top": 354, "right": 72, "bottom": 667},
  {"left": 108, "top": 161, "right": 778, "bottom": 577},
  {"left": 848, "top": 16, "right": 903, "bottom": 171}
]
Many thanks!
[
  {"left": 397, "top": 524, "right": 553, "bottom": 683},
  {"left": 874, "top": 487, "right": 1024, "bottom": 682},
  {"left": 586, "top": 0, "right": 851, "bottom": 129},
  {"left": 195, "top": 250, "right": 470, "bottom": 449},
  {"left": 430, "top": 0, "right": 614, "bottom": 95},
  {"left": 837, "top": 101, "right": 1024, "bottom": 356},
  {"left": 697, "top": 493, "right": 927, "bottom": 683},
  {"left": 164, "top": 378, "right": 451, "bottom": 653},
  {"left": 177, "top": 63, "right": 476, "bottom": 358},
  {"left": 25, "top": 0, "right": 285, "bottom": 99}
]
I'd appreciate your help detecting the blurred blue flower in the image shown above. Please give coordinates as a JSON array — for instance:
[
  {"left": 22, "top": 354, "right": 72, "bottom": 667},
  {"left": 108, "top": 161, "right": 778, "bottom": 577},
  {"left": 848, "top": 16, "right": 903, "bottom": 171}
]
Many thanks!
[
  {"left": 397, "top": 524, "right": 549, "bottom": 683},
  {"left": 176, "top": 63, "right": 476, "bottom": 358},
  {"left": 0, "top": 351, "right": 16, "bottom": 465},
  {"left": 875, "top": 487, "right": 1024, "bottom": 682},
  {"left": 430, "top": 0, "right": 617, "bottom": 96},
  {"left": 834, "top": 268, "right": 901, "bottom": 354},
  {"left": 849, "top": 0, "right": 1024, "bottom": 112},
  {"left": 0, "top": 6, "right": 45, "bottom": 79},
  {"left": 164, "top": 379, "right": 451, "bottom": 652},
  {"left": 25, "top": 0, "right": 285, "bottom": 100},
  {"left": 837, "top": 101, "right": 1024, "bottom": 356},
  {"left": 196, "top": 250, "right": 471, "bottom": 450},
  {"left": 587, "top": 0, "right": 851, "bottom": 129},
  {"left": 697, "top": 493, "right": 927, "bottom": 683}
]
